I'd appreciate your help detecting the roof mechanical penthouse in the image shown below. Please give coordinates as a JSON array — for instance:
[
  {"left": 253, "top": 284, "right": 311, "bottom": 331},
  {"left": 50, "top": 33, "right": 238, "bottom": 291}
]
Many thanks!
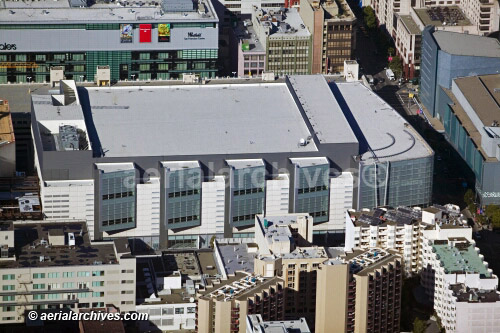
[{"left": 30, "top": 76, "right": 433, "bottom": 249}]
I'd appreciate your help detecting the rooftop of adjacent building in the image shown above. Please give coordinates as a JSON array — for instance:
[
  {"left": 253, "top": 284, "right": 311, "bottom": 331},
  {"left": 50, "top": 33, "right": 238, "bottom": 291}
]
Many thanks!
[
  {"left": 432, "top": 240, "right": 491, "bottom": 277},
  {"left": 344, "top": 248, "right": 400, "bottom": 276},
  {"left": 332, "top": 81, "right": 434, "bottom": 163},
  {"left": 443, "top": 84, "right": 499, "bottom": 162},
  {"left": 216, "top": 242, "right": 255, "bottom": 275},
  {"left": 414, "top": 6, "right": 471, "bottom": 28},
  {"left": 450, "top": 284, "right": 500, "bottom": 303},
  {"left": 281, "top": 246, "right": 327, "bottom": 259},
  {"left": 350, "top": 206, "right": 422, "bottom": 227},
  {"left": 253, "top": 7, "right": 311, "bottom": 38},
  {"left": 398, "top": 14, "right": 421, "bottom": 35},
  {"left": 303, "top": 0, "right": 355, "bottom": 20},
  {"left": 454, "top": 74, "right": 500, "bottom": 129},
  {"left": 431, "top": 29, "right": 500, "bottom": 58},
  {"left": 237, "top": 21, "right": 265, "bottom": 54},
  {"left": 198, "top": 272, "right": 283, "bottom": 301},
  {"left": 136, "top": 249, "right": 219, "bottom": 305},
  {"left": 0, "top": 221, "right": 126, "bottom": 269},
  {"left": 0, "top": 0, "right": 218, "bottom": 23},
  {"left": 247, "top": 314, "right": 311, "bottom": 333},
  {"left": 0, "top": 100, "right": 15, "bottom": 145}
]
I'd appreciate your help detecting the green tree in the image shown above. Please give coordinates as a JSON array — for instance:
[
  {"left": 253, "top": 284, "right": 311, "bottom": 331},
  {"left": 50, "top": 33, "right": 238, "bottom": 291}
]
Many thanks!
[
  {"left": 464, "top": 189, "right": 475, "bottom": 207},
  {"left": 363, "top": 6, "right": 377, "bottom": 30},
  {"left": 389, "top": 56, "right": 403, "bottom": 79},
  {"left": 413, "top": 317, "right": 426, "bottom": 333},
  {"left": 485, "top": 205, "right": 500, "bottom": 229}
]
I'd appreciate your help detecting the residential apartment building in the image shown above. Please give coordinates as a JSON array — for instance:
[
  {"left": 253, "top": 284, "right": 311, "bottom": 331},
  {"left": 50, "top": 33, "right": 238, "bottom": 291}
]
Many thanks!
[
  {"left": 252, "top": 213, "right": 327, "bottom": 328},
  {"left": 316, "top": 248, "right": 403, "bottom": 333},
  {"left": 0, "top": 99, "right": 15, "bottom": 177},
  {"left": 420, "top": 236, "right": 500, "bottom": 332},
  {"left": 31, "top": 76, "right": 433, "bottom": 250},
  {"left": 0, "top": 221, "right": 136, "bottom": 325},
  {"left": 439, "top": 74, "right": 500, "bottom": 205},
  {"left": 300, "top": 0, "right": 356, "bottom": 74},
  {"left": 345, "top": 204, "right": 467, "bottom": 275},
  {"left": 420, "top": 26, "right": 500, "bottom": 119},
  {"left": 0, "top": 0, "right": 219, "bottom": 83},
  {"left": 252, "top": 8, "right": 312, "bottom": 75},
  {"left": 196, "top": 274, "right": 285, "bottom": 333}
]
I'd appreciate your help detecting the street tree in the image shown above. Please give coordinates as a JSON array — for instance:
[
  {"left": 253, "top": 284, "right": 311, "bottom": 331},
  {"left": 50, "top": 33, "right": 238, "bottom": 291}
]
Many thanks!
[{"left": 363, "top": 6, "right": 377, "bottom": 30}]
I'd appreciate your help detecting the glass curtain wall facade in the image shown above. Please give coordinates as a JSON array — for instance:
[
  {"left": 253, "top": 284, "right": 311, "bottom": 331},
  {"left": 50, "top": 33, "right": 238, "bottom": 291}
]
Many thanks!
[
  {"left": 295, "top": 164, "right": 330, "bottom": 224},
  {"left": 165, "top": 167, "right": 202, "bottom": 230},
  {"left": 443, "top": 105, "right": 484, "bottom": 182},
  {"left": 99, "top": 170, "right": 136, "bottom": 232},
  {"left": 358, "top": 158, "right": 433, "bottom": 209},
  {"left": 0, "top": 24, "right": 218, "bottom": 83},
  {"left": 231, "top": 166, "right": 266, "bottom": 228}
]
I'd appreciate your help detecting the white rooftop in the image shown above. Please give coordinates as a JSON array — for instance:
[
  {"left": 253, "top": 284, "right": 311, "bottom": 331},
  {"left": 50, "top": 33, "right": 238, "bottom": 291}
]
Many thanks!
[
  {"left": 281, "top": 246, "right": 327, "bottom": 259},
  {"left": 335, "top": 82, "right": 433, "bottom": 163},
  {"left": 84, "top": 84, "right": 318, "bottom": 157},
  {"left": 288, "top": 76, "right": 357, "bottom": 144},
  {"left": 0, "top": 1, "right": 217, "bottom": 23},
  {"left": 161, "top": 161, "right": 201, "bottom": 171},
  {"left": 290, "top": 157, "right": 329, "bottom": 168},
  {"left": 226, "top": 159, "right": 265, "bottom": 169}
]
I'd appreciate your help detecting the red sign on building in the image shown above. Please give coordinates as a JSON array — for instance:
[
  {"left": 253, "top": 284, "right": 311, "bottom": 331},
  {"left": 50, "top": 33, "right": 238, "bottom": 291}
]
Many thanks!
[{"left": 139, "top": 24, "right": 152, "bottom": 43}]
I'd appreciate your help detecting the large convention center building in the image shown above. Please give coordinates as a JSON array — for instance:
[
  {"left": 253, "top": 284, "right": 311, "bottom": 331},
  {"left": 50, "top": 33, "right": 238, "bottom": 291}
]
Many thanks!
[{"left": 30, "top": 76, "right": 434, "bottom": 249}]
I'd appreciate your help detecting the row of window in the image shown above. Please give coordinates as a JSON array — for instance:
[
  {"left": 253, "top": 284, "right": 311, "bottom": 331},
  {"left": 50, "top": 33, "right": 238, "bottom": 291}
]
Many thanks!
[
  {"left": 33, "top": 271, "right": 104, "bottom": 279},
  {"left": 232, "top": 213, "right": 257, "bottom": 222},
  {"left": 233, "top": 188, "right": 264, "bottom": 196},
  {"left": 167, "top": 215, "right": 199, "bottom": 224},
  {"left": 297, "top": 185, "right": 328, "bottom": 194},
  {"left": 168, "top": 189, "right": 200, "bottom": 198},
  {"left": 102, "top": 191, "right": 134, "bottom": 200},
  {"left": 102, "top": 216, "right": 134, "bottom": 226}
]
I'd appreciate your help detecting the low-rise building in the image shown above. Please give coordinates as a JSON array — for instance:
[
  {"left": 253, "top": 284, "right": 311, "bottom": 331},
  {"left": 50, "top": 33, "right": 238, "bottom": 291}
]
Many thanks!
[
  {"left": 0, "top": 221, "right": 136, "bottom": 325},
  {"left": 135, "top": 250, "right": 219, "bottom": 331},
  {"left": 252, "top": 8, "right": 312, "bottom": 75},
  {"left": 236, "top": 21, "right": 267, "bottom": 77},
  {"left": 299, "top": 0, "right": 356, "bottom": 74}
]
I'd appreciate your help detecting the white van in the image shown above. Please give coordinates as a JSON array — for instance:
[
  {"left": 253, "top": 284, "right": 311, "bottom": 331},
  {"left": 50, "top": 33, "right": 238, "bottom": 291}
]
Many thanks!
[{"left": 386, "top": 69, "right": 395, "bottom": 81}]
